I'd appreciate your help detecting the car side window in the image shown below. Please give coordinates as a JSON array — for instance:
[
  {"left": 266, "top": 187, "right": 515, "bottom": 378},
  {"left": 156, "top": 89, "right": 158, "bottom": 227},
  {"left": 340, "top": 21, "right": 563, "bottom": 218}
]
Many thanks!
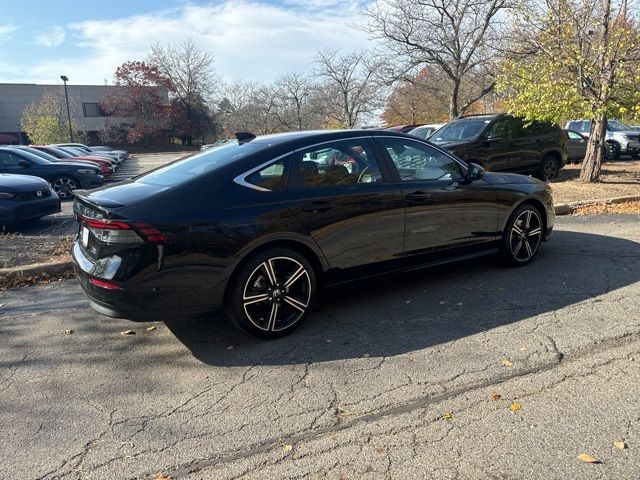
[
  {"left": 567, "top": 131, "right": 582, "bottom": 140},
  {"left": 0, "top": 151, "right": 21, "bottom": 167},
  {"left": 244, "top": 158, "right": 289, "bottom": 191},
  {"left": 295, "top": 140, "right": 383, "bottom": 189},
  {"left": 377, "top": 138, "right": 463, "bottom": 182},
  {"left": 485, "top": 118, "right": 515, "bottom": 140}
]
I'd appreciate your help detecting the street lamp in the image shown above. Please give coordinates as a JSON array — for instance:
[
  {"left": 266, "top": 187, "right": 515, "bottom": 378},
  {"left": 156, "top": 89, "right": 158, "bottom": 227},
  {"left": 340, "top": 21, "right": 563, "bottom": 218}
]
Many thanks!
[{"left": 60, "top": 75, "right": 74, "bottom": 142}]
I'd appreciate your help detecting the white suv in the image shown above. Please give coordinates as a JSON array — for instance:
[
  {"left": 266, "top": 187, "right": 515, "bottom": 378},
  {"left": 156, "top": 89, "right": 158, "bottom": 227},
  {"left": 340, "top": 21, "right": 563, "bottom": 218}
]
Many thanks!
[{"left": 565, "top": 119, "right": 640, "bottom": 159}]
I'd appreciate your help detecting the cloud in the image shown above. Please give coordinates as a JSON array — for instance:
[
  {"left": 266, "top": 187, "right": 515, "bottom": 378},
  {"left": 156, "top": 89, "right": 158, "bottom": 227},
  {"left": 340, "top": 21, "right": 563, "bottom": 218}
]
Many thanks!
[
  {"left": 0, "top": 23, "right": 18, "bottom": 40},
  {"left": 1, "top": 1, "right": 373, "bottom": 85},
  {"left": 34, "top": 25, "right": 66, "bottom": 47}
]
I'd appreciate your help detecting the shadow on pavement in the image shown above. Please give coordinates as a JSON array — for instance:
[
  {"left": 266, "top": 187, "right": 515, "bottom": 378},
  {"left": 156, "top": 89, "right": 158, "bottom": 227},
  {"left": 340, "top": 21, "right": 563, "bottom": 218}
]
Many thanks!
[{"left": 166, "top": 229, "right": 640, "bottom": 366}]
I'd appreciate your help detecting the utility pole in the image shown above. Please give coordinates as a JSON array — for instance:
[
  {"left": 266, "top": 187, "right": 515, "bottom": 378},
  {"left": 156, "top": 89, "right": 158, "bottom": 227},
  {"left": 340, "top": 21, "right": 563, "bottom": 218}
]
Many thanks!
[{"left": 60, "top": 75, "right": 74, "bottom": 142}]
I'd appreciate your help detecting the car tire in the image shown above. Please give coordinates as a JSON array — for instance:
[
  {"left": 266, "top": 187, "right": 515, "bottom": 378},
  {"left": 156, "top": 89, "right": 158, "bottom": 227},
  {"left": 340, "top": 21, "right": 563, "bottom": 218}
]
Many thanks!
[
  {"left": 51, "top": 175, "right": 78, "bottom": 200},
  {"left": 535, "top": 155, "right": 560, "bottom": 181},
  {"left": 605, "top": 142, "right": 621, "bottom": 160},
  {"left": 499, "top": 203, "right": 544, "bottom": 267},
  {"left": 225, "top": 247, "right": 317, "bottom": 339},
  {"left": 631, "top": 153, "right": 640, "bottom": 160}
]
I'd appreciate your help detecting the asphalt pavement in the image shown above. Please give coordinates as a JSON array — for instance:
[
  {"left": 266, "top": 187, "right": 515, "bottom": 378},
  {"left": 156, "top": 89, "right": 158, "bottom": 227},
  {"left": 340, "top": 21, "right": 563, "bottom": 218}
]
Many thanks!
[{"left": 0, "top": 214, "right": 639, "bottom": 479}]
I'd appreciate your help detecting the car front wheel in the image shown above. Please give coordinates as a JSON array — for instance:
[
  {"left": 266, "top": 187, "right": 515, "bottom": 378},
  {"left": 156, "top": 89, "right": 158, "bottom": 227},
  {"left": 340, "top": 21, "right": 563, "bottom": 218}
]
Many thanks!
[
  {"left": 226, "top": 247, "right": 317, "bottom": 338},
  {"left": 500, "top": 204, "right": 544, "bottom": 267},
  {"left": 51, "top": 176, "right": 78, "bottom": 200}
]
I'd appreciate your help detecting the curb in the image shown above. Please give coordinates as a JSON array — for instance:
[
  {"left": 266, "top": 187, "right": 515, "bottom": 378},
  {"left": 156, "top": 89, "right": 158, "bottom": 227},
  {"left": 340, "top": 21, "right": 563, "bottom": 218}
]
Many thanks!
[
  {"left": 0, "top": 259, "right": 74, "bottom": 283},
  {"left": 554, "top": 194, "right": 640, "bottom": 215}
]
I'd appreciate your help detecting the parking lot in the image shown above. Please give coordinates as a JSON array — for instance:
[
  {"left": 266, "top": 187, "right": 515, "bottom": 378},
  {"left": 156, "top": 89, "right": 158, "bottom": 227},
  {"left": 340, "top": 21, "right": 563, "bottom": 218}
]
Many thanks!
[{"left": 1, "top": 213, "right": 639, "bottom": 479}]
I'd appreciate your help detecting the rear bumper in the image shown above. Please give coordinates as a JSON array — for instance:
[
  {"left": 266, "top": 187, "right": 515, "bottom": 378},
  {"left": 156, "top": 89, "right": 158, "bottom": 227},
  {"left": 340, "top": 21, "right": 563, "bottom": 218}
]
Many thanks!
[
  {"left": 0, "top": 197, "right": 61, "bottom": 223},
  {"left": 72, "top": 241, "right": 227, "bottom": 321}
]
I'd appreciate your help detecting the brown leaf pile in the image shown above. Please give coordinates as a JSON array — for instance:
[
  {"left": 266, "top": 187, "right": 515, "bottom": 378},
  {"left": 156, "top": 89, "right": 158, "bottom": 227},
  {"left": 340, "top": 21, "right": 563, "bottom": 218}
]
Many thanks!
[{"left": 573, "top": 200, "right": 640, "bottom": 216}]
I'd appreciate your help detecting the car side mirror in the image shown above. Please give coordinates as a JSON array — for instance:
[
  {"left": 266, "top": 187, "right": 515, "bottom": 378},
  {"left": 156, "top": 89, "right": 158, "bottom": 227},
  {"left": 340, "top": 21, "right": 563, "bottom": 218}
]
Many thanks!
[
  {"left": 466, "top": 163, "right": 485, "bottom": 183},
  {"left": 18, "top": 160, "right": 30, "bottom": 168}
]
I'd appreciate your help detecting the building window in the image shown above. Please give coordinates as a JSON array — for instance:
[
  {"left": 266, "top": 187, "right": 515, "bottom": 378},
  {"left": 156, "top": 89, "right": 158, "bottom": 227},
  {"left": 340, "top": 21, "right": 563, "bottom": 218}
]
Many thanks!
[{"left": 82, "top": 103, "right": 106, "bottom": 117}]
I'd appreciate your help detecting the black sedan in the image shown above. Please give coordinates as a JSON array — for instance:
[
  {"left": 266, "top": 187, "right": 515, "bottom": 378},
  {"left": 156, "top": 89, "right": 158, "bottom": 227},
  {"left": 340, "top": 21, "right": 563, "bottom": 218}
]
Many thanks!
[
  {"left": 0, "top": 147, "right": 103, "bottom": 200},
  {"left": 0, "top": 174, "right": 61, "bottom": 225},
  {"left": 72, "top": 130, "right": 555, "bottom": 338}
]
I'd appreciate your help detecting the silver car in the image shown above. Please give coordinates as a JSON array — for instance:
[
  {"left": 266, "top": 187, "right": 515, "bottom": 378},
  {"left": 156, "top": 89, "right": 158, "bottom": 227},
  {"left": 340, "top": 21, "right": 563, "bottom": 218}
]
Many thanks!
[{"left": 565, "top": 119, "right": 640, "bottom": 159}]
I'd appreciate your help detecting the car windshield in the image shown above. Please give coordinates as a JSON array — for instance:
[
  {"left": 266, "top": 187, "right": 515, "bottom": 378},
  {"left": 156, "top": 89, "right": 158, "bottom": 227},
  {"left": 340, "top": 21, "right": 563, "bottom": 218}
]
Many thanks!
[
  {"left": 607, "top": 120, "right": 631, "bottom": 132},
  {"left": 22, "top": 148, "right": 58, "bottom": 162},
  {"left": 48, "top": 147, "right": 73, "bottom": 158},
  {"left": 63, "top": 147, "right": 87, "bottom": 156},
  {"left": 431, "top": 119, "right": 490, "bottom": 142},
  {"left": 409, "top": 126, "right": 436, "bottom": 140},
  {"left": 136, "top": 140, "right": 266, "bottom": 187}
]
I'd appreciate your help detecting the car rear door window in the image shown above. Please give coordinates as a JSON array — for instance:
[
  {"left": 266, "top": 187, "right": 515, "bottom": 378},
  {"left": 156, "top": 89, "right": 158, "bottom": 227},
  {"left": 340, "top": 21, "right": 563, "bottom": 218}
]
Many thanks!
[
  {"left": 244, "top": 159, "right": 289, "bottom": 191},
  {"left": 376, "top": 138, "right": 463, "bottom": 182},
  {"left": 294, "top": 140, "right": 384, "bottom": 189}
]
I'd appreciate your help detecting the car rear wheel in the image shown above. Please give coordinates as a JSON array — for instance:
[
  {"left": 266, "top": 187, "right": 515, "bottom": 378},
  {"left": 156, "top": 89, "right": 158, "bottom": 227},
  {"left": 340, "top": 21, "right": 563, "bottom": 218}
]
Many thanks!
[
  {"left": 605, "top": 142, "right": 621, "bottom": 160},
  {"left": 51, "top": 176, "right": 78, "bottom": 200},
  {"left": 226, "top": 248, "right": 317, "bottom": 338},
  {"left": 536, "top": 155, "right": 560, "bottom": 181},
  {"left": 500, "top": 204, "right": 544, "bottom": 267}
]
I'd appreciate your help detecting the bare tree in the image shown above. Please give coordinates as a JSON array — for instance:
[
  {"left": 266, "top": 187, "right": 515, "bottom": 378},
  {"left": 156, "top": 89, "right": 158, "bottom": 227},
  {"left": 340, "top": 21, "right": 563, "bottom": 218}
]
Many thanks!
[
  {"left": 313, "top": 49, "right": 385, "bottom": 128},
  {"left": 272, "top": 72, "right": 317, "bottom": 131},
  {"left": 148, "top": 39, "right": 218, "bottom": 144},
  {"left": 362, "top": 0, "right": 510, "bottom": 119}
]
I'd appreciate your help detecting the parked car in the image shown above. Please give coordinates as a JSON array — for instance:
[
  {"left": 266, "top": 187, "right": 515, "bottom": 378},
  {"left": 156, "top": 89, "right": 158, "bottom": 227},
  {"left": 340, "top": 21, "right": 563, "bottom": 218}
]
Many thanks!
[
  {"left": 54, "top": 145, "right": 123, "bottom": 165},
  {"left": 0, "top": 147, "right": 103, "bottom": 200},
  {"left": 564, "top": 119, "right": 640, "bottom": 159},
  {"left": 385, "top": 124, "right": 423, "bottom": 133},
  {"left": 15, "top": 146, "right": 113, "bottom": 177},
  {"left": 88, "top": 145, "right": 129, "bottom": 158},
  {"left": 72, "top": 130, "right": 554, "bottom": 339},
  {"left": 53, "top": 143, "right": 128, "bottom": 162},
  {"left": 407, "top": 123, "right": 446, "bottom": 140},
  {"left": 564, "top": 129, "right": 588, "bottom": 163},
  {"left": 430, "top": 114, "right": 568, "bottom": 180},
  {"left": 0, "top": 174, "right": 61, "bottom": 225},
  {"left": 31, "top": 145, "right": 116, "bottom": 173}
]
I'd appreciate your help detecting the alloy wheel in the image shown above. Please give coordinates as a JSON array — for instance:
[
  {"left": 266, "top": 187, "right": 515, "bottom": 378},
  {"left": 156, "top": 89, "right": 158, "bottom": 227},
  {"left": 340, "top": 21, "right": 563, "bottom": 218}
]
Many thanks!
[
  {"left": 242, "top": 256, "right": 311, "bottom": 332},
  {"left": 52, "top": 177, "right": 77, "bottom": 199},
  {"left": 542, "top": 158, "right": 559, "bottom": 180},
  {"left": 509, "top": 209, "right": 542, "bottom": 262}
]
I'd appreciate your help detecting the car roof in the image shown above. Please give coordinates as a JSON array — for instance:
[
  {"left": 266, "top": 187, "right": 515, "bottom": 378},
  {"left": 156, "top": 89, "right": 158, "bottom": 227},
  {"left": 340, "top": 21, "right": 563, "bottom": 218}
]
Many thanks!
[{"left": 247, "top": 129, "right": 420, "bottom": 148}]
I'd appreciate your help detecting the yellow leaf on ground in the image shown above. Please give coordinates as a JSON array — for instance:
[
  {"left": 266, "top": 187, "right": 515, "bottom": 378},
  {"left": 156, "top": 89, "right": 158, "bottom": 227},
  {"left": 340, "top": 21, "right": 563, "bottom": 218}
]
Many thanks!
[
  {"left": 441, "top": 411, "right": 453, "bottom": 420},
  {"left": 501, "top": 359, "right": 513, "bottom": 367},
  {"left": 577, "top": 453, "right": 601, "bottom": 464},
  {"left": 337, "top": 407, "right": 355, "bottom": 417},
  {"left": 510, "top": 402, "right": 521, "bottom": 412},
  {"left": 146, "top": 326, "right": 156, "bottom": 331},
  {"left": 490, "top": 392, "right": 501, "bottom": 401},
  {"left": 283, "top": 444, "right": 293, "bottom": 453},
  {"left": 614, "top": 440, "right": 627, "bottom": 450},
  {"left": 120, "top": 330, "right": 136, "bottom": 336}
]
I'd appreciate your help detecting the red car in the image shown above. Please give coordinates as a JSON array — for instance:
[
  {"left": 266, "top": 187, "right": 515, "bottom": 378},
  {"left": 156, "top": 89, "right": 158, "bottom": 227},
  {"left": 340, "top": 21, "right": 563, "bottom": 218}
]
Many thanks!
[
  {"left": 385, "top": 124, "right": 424, "bottom": 133},
  {"left": 29, "top": 145, "right": 115, "bottom": 176}
]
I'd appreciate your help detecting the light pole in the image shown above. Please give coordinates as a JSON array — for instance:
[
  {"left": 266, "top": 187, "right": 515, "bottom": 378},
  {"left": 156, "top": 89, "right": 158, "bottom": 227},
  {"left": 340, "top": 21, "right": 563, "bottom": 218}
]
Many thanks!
[{"left": 60, "top": 75, "right": 74, "bottom": 142}]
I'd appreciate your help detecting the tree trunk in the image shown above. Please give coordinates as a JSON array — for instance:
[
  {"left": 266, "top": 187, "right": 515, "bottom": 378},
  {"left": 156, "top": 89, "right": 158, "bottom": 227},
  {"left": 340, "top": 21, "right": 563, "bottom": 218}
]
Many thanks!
[
  {"left": 449, "top": 81, "right": 460, "bottom": 120},
  {"left": 580, "top": 113, "right": 606, "bottom": 183}
]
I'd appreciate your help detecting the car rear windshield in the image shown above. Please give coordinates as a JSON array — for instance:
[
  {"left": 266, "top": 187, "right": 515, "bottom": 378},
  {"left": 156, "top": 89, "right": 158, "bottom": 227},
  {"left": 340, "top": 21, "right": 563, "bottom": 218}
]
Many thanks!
[
  {"left": 431, "top": 119, "right": 491, "bottom": 142},
  {"left": 136, "top": 141, "right": 266, "bottom": 187}
]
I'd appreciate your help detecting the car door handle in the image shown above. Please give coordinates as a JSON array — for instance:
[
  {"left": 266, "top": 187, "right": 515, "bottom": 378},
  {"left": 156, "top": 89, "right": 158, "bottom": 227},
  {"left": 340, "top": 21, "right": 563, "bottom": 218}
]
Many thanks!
[
  {"left": 405, "top": 191, "right": 431, "bottom": 203},
  {"left": 301, "top": 201, "right": 331, "bottom": 213}
]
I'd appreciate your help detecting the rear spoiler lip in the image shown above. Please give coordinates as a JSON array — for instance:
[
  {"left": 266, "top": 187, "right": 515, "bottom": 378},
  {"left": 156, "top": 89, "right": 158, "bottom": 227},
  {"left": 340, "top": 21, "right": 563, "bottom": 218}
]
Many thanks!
[{"left": 73, "top": 190, "right": 126, "bottom": 220}]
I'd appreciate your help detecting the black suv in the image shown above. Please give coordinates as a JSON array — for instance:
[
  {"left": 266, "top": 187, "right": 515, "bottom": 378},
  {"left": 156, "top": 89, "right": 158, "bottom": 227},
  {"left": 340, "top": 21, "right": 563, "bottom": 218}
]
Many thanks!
[{"left": 430, "top": 114, "right": 568, "bottom": 180}]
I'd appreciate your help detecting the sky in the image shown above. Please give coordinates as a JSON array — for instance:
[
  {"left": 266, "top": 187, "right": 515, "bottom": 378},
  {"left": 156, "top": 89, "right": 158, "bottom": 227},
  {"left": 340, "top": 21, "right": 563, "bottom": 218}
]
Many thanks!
[{"left": 0, "top": 0, "right": 372, "bottom": 86}]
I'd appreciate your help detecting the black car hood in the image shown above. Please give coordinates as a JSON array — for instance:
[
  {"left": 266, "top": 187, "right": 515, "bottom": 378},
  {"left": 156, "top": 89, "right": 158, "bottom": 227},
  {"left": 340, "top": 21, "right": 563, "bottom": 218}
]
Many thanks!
[
  {"left": 52, "top": 161, "right": 101, "bottom": 170},
  {"left": 75, "top": 181, "right": 170, "bottom": 210},
  {"left": 483, "top": 172, "right": 543, "bottom": 185},
  {"left": 0, "top": 173, "right": 50, "bottom": 192}
]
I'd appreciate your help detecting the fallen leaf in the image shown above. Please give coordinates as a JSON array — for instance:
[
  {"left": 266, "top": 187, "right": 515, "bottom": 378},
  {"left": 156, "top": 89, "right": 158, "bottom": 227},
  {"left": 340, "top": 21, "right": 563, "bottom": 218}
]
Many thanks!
[
  {"left": 614, "top": 440, "right": 627, "bottom": 450},
  {"left": 501, "top": 359, "right": 513, "bottom": 367},
  {"left": 226, "top": 345, "right": 234, "bottom": 350},
  {"left": 146, "top": 326, "right": 156, "bottom": 331},
  {"left": 519, "top": 347, "right": 528, "bottom": 352},
  {"left": 0, "top": 303, "right": 4, "bottom": 307},
  {"left": 441, "top": 411, "right": 453, "bottom": 420},
  {"left": 577, "top": 453, "right": 601, "bottom": 464},
  {"left": 283, "top": 444, "right": 293, "bottom": 453},
  {"left": 510, "top": 402, "right": 521, "bottom": 412},
  {"left": 62, "top": 329, "right": 74, "bottom": 335},
  {"left": 325, "top": 339, "right": 332, "bottom": 343},
  {"left": 337, "top": 406, "right": 355, "bottom": 417},
  {"left": 120, "top": 330, "right": 136, "bottom": 336},
  {"left": 490, "top": 392, "right": 501, "bottom": 401},
  {"left": 154, "top": 476, "right": 172, "bottom": 480}
]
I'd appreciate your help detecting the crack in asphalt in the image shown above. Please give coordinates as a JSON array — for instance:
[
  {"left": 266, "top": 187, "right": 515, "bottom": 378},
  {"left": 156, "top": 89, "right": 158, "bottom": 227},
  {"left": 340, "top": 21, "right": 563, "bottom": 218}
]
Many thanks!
[{"left": 159, "top": 332, "right": 639, "bottom": 480}]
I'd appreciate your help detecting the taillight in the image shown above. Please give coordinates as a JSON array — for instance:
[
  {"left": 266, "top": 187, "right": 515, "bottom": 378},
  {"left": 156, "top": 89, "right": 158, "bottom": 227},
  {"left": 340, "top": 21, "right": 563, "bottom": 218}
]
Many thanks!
[
  {"left": 90, "top": 278, "right": 123, "bottom": 290},
  {"left": 77, "top": 215, "right": 167, "bottom": 244}
]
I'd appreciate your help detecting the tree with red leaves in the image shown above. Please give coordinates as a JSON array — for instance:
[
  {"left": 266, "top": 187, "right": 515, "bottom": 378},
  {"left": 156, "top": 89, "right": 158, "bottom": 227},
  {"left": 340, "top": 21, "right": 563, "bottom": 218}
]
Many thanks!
[{"left": 100, "top": 61, "right": 174, "bottom": 144}]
